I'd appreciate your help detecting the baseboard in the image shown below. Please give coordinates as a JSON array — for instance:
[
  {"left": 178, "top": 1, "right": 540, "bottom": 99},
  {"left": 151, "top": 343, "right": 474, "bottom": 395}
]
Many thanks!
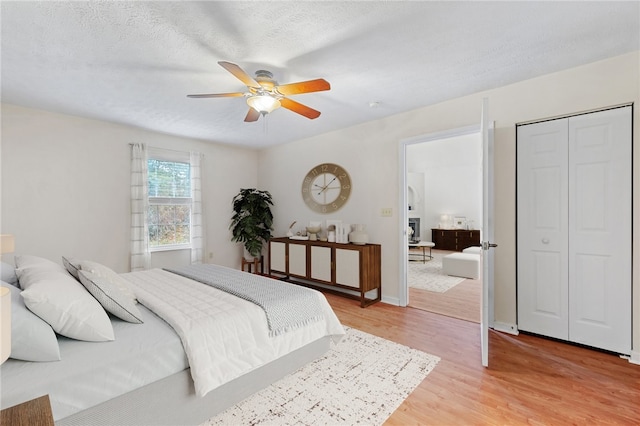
[
  {"left": 382, "top": 295, "right": 400, "bottom": 306},
  {"left": 629, "top": 350, "right": 640, "bottom": 365},
  {"left": 492, "top": 321, "right": 519, "bottom": 335}
]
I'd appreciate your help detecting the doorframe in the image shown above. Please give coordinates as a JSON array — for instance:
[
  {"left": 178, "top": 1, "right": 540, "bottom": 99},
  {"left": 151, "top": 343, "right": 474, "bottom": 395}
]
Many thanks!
[{"left": 398, "top": 124, "right": 481, "bottom": 307}]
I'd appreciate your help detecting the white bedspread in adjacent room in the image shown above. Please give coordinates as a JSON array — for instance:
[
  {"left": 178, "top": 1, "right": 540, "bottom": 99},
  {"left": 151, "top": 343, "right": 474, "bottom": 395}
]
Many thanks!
[{"left": 123, "top": 268, "right": 345, "bottom": 397}]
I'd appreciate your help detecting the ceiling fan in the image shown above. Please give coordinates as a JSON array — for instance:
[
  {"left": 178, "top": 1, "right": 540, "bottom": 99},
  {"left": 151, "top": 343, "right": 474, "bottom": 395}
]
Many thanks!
[{"left": 187, "top": 61, "right": 331, "bottom": 122}]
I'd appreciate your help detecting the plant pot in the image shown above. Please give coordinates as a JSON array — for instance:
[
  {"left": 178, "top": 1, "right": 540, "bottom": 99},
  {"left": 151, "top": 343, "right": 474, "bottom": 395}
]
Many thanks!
[{"left": 243, "top": 247, "right": 257, "bottom": 261}]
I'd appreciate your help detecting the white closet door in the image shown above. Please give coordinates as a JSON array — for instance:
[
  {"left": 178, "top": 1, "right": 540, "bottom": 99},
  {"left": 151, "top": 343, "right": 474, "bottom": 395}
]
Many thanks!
[
  {"left": 568, "top": 107, "right": 631, "bottom": 354},
  {"left": 517, "top": 119, "right": 569, "bottom": 340}
]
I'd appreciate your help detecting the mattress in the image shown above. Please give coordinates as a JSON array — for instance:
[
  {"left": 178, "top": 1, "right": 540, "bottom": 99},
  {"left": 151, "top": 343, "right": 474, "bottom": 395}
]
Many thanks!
[{"left": 0, "top": 303, "right": 188, "bottom": 421}]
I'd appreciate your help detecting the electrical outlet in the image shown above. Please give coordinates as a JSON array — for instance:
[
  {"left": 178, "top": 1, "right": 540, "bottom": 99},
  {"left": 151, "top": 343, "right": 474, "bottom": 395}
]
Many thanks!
[{"left": 381, "top": 208, "right": 393, "bottom": 217}]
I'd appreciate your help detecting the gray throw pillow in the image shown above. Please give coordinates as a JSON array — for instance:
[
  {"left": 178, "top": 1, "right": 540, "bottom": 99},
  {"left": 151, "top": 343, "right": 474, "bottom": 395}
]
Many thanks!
[
  {"left": 2, "top": 282, "right": 61, "bottom": 362},
  {"left": 1, "top": 262, "right": 18, "bottom": 286},
  {"left": 78, "top": 270, "right": 143, "bottom": 324}
]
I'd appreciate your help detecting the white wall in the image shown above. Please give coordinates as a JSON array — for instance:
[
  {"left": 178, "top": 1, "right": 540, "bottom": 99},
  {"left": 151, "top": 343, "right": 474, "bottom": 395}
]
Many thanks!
[
  {"left": 258, "top": 51, "right": 640, "bottom": 355},
  {"left": 1, "top": 51, "right": 638, "bottom": 358},
  {"left": 0, "top": 104, "right": 258, "bottom": 272},
  {"left": 407, "top": 133, "right": 482, "bottom": 236}
]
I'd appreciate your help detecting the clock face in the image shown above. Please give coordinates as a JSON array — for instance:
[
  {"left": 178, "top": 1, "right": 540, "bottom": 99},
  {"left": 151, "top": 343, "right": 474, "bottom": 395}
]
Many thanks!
[{"left": 301, "top": 163, "right": 351, "bottom": 213}]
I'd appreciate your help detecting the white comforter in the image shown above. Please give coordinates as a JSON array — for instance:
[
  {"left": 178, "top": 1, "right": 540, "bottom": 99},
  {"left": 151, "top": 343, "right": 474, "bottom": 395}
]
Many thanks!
[{"left": 122, "top": 268, "right": 345, "bottom": 397}]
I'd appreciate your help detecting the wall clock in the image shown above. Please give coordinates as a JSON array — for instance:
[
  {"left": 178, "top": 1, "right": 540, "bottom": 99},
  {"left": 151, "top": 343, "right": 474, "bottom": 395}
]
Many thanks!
[{"left": 301, "top": 163, "right": 351, "bottom": 213}]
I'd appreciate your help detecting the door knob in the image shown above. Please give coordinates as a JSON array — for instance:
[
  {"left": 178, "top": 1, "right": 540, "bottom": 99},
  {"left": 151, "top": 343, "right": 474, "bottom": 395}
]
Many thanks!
[{"left": 542, "top": 238, "right": 550, "bottom": 244}]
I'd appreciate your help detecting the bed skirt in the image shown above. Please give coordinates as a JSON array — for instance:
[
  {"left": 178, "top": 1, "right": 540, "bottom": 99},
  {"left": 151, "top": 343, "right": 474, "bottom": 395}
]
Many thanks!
[{"left": 58, "top": 336, "right": 332, "bottom": 425}]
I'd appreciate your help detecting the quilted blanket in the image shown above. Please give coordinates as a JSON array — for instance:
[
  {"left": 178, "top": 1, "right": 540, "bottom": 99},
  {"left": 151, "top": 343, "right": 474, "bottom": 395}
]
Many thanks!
[
  {"left": 123, "top": 268, "right": 345, "bottom": 397},
  {"left": 165, "top": 264, "right": 324, "bottom": 336}
]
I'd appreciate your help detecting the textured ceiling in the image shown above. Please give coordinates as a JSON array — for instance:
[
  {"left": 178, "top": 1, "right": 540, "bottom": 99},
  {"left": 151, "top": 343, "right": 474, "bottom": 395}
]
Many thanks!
[{"left": 2, "top": 1, "right": 639, "bottom": 148}]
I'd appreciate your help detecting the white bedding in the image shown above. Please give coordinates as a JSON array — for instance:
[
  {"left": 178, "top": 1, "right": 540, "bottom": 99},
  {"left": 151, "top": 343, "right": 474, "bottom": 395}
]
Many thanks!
[{"left": 123, "top": 268, "right": 345, "bottom": 397}]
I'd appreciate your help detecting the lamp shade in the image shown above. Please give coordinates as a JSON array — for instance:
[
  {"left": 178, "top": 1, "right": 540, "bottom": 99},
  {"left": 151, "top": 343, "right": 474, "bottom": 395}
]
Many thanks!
[
  {"left": 0, "top": 287, "right": 10, "bottom": 364},
  {"left": 246, "top": 95, "right": 281, "bottom": 114},
  {"left": 0, "top": 235, "right": 15, "bottom": 254}
]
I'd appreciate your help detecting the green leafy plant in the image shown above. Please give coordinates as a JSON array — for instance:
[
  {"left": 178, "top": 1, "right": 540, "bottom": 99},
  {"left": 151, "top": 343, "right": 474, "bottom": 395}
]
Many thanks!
[{"left": 230, "top": 188, "right": 274, "bottom": 258}]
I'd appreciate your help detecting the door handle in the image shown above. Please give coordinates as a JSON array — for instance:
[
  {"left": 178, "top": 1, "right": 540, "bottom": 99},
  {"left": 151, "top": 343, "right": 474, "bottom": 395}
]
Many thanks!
[
  {"left": 482, "top": 242, "right": 498, "bottom": 250},
  {"left": 542, "top": 238, "right": 550, "bottom": 244}
]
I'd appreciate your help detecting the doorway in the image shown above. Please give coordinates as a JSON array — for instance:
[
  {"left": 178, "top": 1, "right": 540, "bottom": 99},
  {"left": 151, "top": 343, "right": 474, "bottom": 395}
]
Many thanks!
[{"left": 403, "top": 128, "right": 482, "bottom": 323}]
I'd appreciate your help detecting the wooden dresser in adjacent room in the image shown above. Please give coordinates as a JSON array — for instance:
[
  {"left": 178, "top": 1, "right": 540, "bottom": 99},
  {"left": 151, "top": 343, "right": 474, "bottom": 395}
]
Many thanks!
[{"left": 431, "top": 228, "right": 480, "bottom": 251}]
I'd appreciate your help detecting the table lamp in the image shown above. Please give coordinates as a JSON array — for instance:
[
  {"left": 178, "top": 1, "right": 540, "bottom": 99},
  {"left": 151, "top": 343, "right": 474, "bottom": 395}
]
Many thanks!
[{"left": 0, "top": 234, "right": 15, "bottom": 364}]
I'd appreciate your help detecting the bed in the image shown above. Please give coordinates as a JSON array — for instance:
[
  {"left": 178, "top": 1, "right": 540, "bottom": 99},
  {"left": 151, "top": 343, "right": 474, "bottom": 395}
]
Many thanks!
[{"left": 0, "top": 256, "right": 345, "bottom": 425}]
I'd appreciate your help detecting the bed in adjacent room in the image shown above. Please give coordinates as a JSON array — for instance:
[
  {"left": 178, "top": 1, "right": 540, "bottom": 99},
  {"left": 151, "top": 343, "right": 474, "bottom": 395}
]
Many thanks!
[{"left": 0, "top": 256, "right": 345, "bottom": 425}]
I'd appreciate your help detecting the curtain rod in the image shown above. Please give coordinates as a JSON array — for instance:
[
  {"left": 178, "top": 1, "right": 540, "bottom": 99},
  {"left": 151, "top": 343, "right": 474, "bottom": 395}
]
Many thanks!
[{"left": 128, "top": 143, "right": 202, "bottom": 156}]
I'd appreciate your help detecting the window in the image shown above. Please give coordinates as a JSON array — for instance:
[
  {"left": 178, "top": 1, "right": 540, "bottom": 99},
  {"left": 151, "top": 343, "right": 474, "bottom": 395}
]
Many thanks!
[{"left": 147, "top": 157, "right": 191, "bottom": 250}]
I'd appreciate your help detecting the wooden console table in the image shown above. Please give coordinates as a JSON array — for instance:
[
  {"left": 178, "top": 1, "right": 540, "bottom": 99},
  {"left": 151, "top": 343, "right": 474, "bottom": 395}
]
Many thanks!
[{"left": 269, "top": 237, "right": 381, "bottom": 307}]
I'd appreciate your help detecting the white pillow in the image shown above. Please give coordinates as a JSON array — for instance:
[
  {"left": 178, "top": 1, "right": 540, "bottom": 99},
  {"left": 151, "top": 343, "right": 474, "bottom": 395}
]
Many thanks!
[
  {"left": 80, "top": 261, "right": 137, "bottom": 303},
  {"left": 1, "top": 262, "right": 18, "bottom": 286},
  {"left": 15, "top": 255, "right": 114, "bottom": 342},
  {"left": 62, "top": 256, "right": 81, "bottom": 280},
  {"left": 2, "top": 282, "right": 61, "bottom": 362},
  {"left": 78, "top": 270, "right": 143, "bottom": 324},
  {"left": 15, "top": 255, "right": 65, "bottom": 285}
]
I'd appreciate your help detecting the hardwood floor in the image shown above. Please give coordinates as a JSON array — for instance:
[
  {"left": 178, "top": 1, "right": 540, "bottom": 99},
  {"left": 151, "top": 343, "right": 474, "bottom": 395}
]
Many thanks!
[
  {"left": 324, "top": 293, "right": 640, "bottom": 425},
  {"left": 409, "top": 279, "right": 480, "bottom": 323},
  {"left": 407, "top": 249, "right": 481, "bottom": 323}
]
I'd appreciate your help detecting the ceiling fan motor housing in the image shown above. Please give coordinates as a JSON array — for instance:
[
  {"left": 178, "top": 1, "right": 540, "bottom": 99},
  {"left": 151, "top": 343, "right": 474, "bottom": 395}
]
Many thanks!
[{"left": 255, "top": 70, "right": 276, "bottom": 91}]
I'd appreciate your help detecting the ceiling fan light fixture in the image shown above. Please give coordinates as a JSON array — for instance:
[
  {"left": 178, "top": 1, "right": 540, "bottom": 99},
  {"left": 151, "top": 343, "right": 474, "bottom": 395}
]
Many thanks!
[{"left": 247, "top": 95, "right": 281, "bottom": 114}]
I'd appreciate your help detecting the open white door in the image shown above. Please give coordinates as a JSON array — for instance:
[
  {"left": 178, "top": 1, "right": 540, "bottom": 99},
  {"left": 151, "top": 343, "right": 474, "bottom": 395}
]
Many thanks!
[{"left": 481, "top": 97, "right": 496, "bottom": 367}]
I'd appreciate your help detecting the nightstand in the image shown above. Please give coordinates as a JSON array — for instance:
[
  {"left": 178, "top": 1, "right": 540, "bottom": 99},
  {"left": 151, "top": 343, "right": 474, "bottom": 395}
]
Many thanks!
[{"left": 1, "top": 394, "right": 54, "bottom": 426}]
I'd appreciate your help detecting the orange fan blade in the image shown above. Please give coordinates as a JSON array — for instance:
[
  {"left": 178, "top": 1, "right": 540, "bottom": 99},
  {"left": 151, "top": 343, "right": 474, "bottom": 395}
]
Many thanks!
[
  {"left": 276, "top": 79, "right": 330, "bottom": 96},
  {"left": 218, "top": 61, "right": 260, "bottom": 88},
  {"left": 280, "top": 97, "right": 321, "bottom": 119},
  {"left": 244, "top": 108, "right": 261, "bottom": 122},
  {"left": 187, "top": 92, "right": 245, "bottom": 98}
]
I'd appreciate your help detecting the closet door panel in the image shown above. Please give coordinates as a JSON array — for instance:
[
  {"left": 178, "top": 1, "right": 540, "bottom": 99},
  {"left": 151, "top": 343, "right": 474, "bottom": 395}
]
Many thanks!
[
  {"left": 568, "top": 107, "right": 631, "bottom": 354},
  {"left": 517, "top": 119, "right": 569, "bottom": 339}
]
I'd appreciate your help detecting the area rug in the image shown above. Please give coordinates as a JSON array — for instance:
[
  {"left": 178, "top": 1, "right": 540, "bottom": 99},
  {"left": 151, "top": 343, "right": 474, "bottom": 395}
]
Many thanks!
[
  {"left": 408, "top": 252, "right": 465, "bottom": 292},
  {"left": 201, "top": 327, "right": 440, "bottom": 426}
]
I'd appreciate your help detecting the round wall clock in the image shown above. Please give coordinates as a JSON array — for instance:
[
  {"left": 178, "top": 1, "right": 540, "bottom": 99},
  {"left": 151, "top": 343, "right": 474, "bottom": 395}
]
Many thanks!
[{"left": 301, "top": 163, "right": 352, "bottom": 213}]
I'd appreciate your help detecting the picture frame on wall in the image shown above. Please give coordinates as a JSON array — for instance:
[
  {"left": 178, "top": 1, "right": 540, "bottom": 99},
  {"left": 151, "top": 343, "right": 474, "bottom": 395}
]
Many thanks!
[{"left": 453, "top": 216, "right": 466, "bottom": 229}]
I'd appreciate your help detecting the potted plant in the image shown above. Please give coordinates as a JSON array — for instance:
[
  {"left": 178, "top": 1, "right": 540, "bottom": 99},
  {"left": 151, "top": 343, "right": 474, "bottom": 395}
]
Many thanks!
[{"left": 230, "top": 188, "right": 274, "bottom": 259}]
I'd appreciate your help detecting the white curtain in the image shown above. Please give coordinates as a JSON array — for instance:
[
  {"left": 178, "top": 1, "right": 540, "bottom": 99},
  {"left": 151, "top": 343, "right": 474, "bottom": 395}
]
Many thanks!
[
  {"left": 190, "top": 152, "right": 205, "bottom": 264},
  {"left": 130, "top": 143, "right": 150, "bottom": 271}
]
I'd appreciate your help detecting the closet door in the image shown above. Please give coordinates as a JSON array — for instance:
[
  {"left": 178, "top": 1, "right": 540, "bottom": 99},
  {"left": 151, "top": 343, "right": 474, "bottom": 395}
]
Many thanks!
[
  {"left": 517, "top": 119, "right": 569, "bottom": 340},
  {"left": 568, "top": 107, "right": 631, "bottom": 354}
]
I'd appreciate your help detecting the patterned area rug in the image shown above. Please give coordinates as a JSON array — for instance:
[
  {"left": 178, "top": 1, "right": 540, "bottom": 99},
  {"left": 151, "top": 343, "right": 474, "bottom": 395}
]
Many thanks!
[
  {"left": 408, "top": 252, "right": 465, "bottom": 292},
  {"left": 202, "top": 327, "right": 440, "bottom": 426}
]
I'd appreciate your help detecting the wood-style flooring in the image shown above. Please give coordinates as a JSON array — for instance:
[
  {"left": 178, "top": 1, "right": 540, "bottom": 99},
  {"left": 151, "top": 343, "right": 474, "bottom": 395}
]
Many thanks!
[
  {"left": 409, "top": 278, "right": 480, "bottom": 323},
  {"left": 324, "top": 293, "right": 640, "bottom": 425},
  {"left": 408, "top": 249, "right": 480, "bottom": 323}
]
